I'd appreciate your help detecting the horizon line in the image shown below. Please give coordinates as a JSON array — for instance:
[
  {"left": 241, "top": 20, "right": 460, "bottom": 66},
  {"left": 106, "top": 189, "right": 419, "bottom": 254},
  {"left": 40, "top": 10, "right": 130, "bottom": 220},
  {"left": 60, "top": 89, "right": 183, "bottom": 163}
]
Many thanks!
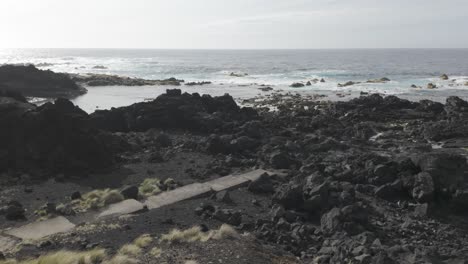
[{"left": 1, "top": 47, "right": 468, "bottom": 51}]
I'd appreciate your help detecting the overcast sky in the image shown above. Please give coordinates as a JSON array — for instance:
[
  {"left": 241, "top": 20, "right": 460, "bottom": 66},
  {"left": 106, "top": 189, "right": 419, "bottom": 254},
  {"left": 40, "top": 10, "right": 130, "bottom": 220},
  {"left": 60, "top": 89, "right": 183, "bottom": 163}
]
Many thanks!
[{"left": 1, "top": 0, "right": 467, "bottom": 49}]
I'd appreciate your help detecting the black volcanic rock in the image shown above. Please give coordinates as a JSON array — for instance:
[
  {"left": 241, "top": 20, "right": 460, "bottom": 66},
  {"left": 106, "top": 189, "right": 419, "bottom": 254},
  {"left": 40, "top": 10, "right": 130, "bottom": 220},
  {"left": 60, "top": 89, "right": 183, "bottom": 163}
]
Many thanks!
[
  {"left": 0, "top": 65, "right": 86, "bottom": 98},
  {"left": 90, "top": 89, "right": 257, "bottom": 133},
  {"left": 0, "top": 96, "right": 115, "bottom": 176}
]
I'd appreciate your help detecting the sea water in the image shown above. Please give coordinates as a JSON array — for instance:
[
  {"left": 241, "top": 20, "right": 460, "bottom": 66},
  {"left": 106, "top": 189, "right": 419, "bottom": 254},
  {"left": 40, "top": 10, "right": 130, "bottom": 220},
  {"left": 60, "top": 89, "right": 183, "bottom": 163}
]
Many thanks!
[{"left": 1, "top": 48, "right": 468, "bottom": 112}]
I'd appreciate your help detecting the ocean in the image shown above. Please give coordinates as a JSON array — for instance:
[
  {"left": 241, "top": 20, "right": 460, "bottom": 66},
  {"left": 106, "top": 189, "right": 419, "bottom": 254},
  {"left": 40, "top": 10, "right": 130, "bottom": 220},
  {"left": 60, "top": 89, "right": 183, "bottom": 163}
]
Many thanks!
[{"left": 1, "top": 48, "right": 468, "bottom": 112}]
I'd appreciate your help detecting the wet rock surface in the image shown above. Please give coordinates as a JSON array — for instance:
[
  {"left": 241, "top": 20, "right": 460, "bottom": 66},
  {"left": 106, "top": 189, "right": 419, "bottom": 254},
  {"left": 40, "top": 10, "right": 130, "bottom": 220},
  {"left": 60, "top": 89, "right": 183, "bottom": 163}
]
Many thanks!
[
  {"left": 2, "top": 89, "right": 468, "bottom": 263},
  {"left": 70, "top": 73, "right": 184, "bottom": 86}
]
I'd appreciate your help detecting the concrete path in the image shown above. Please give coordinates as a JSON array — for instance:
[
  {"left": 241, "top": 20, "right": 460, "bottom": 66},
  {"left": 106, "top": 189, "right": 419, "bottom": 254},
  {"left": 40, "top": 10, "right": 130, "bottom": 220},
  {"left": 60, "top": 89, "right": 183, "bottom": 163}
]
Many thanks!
[
  {"left": 99, "top": 199, "right": 145, "bottom": 218},
  {"left": 1, "top": 169, "right": 271, "bottom": 250},
  {"left": 145, "top": 183, "right": 213, "bottom": 209},
  {"left": 5, "top": 216, "right": 75, "bottom": 240}
]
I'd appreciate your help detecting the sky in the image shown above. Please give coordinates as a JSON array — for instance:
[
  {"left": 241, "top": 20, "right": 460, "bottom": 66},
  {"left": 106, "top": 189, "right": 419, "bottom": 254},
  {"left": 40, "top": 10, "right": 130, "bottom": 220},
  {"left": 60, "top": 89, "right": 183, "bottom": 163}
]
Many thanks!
[{"left": 0, "top": 0, "right": 467, "bottom": 49}]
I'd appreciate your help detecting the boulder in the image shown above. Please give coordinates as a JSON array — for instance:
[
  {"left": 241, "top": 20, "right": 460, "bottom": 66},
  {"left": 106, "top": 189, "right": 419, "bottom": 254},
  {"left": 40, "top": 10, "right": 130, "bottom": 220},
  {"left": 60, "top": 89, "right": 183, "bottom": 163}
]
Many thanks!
[
  {"left": 248, "top": 173, "right": 274, "bottom": 193},
  {"left": 273, "top": 183, "right": 304, "bottom": 209},
  {"left": 214, "top": 190, "right": 233, "bottom": 203},
  {"left": 416, "top": 153, "right": 467, "bottom": 191},
  {"left": 366, "top": 77, "right": 390, "bottom": 83},
  {"left": 440, "top": 74, "right": 449, "bottom": 80},
  {"left": 320, "top": 207, "right": 342, "bottom": 235},
  {"left": 291, "top": 83, "right": 305, "bottom": 88},
  {"left": 338, "top": 81, "right": 358, "bottom": 87},
  {"left": 427, "top": 83, "right": 437, "bottom": 89},
  {"left": 269, "top": 150, "right": 298, "bottom": 169},
  {"left": 121, "top": 186, "right": 139, "bottom": 200}
]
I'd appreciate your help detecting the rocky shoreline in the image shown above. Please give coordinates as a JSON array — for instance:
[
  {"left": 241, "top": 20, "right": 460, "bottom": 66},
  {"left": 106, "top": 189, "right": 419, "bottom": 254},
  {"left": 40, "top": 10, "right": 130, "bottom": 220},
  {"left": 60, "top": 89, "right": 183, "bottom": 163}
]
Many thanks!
[{"left": 1, "top": 85, "right": 468, "bottom": 263}]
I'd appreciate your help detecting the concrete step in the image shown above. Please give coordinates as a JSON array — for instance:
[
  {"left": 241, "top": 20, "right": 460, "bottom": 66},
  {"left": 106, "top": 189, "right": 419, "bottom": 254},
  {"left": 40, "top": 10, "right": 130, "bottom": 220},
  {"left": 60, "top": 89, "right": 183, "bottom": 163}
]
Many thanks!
[
  {"left": 99, "top": 199, "right": 146, "bottom": 218},
  {"left": 145, "top": 183, "right": 213, "bottom": 210},
  {"left": 5, "top": 216, "right": 75, "bottom": 240}
]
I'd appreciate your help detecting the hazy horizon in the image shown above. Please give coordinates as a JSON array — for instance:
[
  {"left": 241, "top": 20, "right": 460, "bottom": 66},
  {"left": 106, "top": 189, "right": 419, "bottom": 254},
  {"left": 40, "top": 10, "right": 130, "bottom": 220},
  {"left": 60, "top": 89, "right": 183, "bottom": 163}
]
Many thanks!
[{"left": 1, "top": 0, "right": 467, "bottom": 49}]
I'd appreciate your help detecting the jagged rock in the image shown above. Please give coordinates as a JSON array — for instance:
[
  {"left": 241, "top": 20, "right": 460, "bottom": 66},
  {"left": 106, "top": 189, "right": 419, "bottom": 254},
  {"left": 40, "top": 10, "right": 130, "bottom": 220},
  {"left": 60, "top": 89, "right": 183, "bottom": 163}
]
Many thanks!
[
  {"left": 56, "top": 203, "right": 76, "bottom": 216},
  {"left": 185, "top": 81, "right": 211, "bottom": 86},
  {"left": 440, "top": 74, "right": 449, "bottom": 80},
  {"left": 71, "top": 73, "right": 184, "bottom": 87},
  {"left": 148, "top": 152, "right": 164, "bottom": 163},
  {"left": 214, "top": 190, "right": 233, "bottom": 203},
  {"left": 248, "top": 173, "right": 274, "bottom": 193},
  {"left": 213, "top": 208, "right": 242, "bottom": 226},
  {"left": 427, "top": 83, "right": 437, "bottom": 89},
  {"left": 71, "top": 191, "right": 82, "bottom": 200},
  {"left": 121, "top": 185, "right": 139, "bottom": 200},
  {"left": 90, "top": 90, "right": 250, "bottom": 133},
  {"left": 0, "top": 97, "right": 115, "bottom": 175},
  {"left": 411, "top": 172, "right": 434, "bottom": 202},
  {"left": 303, "top": 180, "right": 329, "bottom": 213},
  {"left": 5, "top": 201, "right": 25, "bottom": 220},
  {"left": 367, "top": 77, "right": 390, "bottom": 83},
  {"left": 269, "top": 150, "right": 298, "bottom": 169},
  {"left": 291, "top": 83, "right": 305, "bottom": 88},
  {"left": 92, "top": 65, "right": 107, "bottom": 69},
  {"left": 338, "top": 81, "right": 358, "bottom": 87},
  {"left": 258, "top": 87, "right": 273, "bottom": 92},
  {"left": 416, "top": 153, "right": 467, "bottom": 191},
  {"left": 371, "top": 164, "right": 398, "bottom": 185},
  {"left": 273, "top": 183, "right": 304, "bottom": 209},
  {"left": 155, "top": 133, "right": 172, "bottom": 147},
  {"left": 320, "top": 207, "right": 342, "bottom": 235},
  {"left": 413, "top": 203, "right": 429, "bottom": 217}
]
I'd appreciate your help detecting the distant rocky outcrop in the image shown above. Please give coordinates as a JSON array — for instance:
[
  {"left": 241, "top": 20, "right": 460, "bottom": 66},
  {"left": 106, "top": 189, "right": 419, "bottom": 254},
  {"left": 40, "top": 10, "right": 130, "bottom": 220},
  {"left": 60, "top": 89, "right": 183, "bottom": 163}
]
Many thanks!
[
  {"left": 440, "top": 74, "right": 449, "bottom": 80},
  {"left": 90, "top": 89, "right": 257, "bottom": 133},
  {"left": 0, "top": 65, "right": 86, "bottom": 98},
  {"left": 290, "top": 82, "right": 305, "bottom": 88},
  {"left": 70, "top": 73, "right": 184, "bottom": 87},
  {"left": 338, "top": 81, "right": 359, "bottom": 87},
  {"left": 185, "top": 81, "right": 212, "bottom": 86},
  {"left": 366, "top": 77, "right": 390, "bottom": 83},
  {"left": 229, "top": 72, "right": 248, "bottom": 77}
]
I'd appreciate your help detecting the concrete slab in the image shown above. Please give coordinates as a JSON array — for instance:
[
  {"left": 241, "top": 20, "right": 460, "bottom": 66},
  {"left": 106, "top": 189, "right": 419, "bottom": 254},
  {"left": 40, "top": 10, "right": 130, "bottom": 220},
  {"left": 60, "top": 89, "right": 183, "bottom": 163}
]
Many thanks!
[
  {"left": 99, "top": 199, "right": 145, "bottom": 218},
  {"left": 0, "top": 235, "right": 18, "bottom": 253},
  {"left": 5, "top": 216, "right": 75, "bottom": 240},
  {"left": 239, "top": 169, "right": 270, "bottom": 181},
  {"left": 206, "top": 175, "right": 251, "bottom": 192},
  {"left": 145, "top": 183, "right": 212, "bottom": 209}
]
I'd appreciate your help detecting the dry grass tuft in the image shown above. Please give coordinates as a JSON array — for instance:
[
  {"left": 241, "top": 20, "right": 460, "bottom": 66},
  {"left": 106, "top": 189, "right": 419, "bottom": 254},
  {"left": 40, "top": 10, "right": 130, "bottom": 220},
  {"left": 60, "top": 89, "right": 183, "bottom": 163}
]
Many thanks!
[
  {"left": 76, "top": 189, "right": 124, "bottom": 211},
  {"left": 160, "top": 226, "right": 206, "bottom": 243},
  {"left": 211, "top": 224, "right": 238, "bottom": 240},
  {"left": 160, "top": 224, "right": 238, "bottom": 244},
  {"left": 133, "top": 234, "right": 153, "bottom": 248},
  {"left": 138, "top": 178, "right": 162, "bottom": 197},
  {"left": 0, "top": 249, "right": 107, "bottom": 264},
  {"left": 117, "top": 244, "right": 142, "bottom": 257},
  {"left": 149, "top": 247, "right": 162, "bottom": 258},
  {"left": 102, "top": 254, "right": 137, "bottom": 264}
]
